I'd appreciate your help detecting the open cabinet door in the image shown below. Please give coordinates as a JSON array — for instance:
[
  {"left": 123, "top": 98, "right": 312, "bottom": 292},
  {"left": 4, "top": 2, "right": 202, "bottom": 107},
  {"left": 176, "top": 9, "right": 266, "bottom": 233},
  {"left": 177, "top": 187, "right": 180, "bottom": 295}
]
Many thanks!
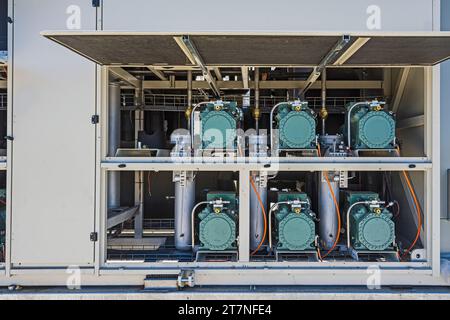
[
  {"left": 42, "top": 31, "right": 450, "bottom": 67},
  {"left": 10, "top": 0, "right": 98, "bottom": 267}
]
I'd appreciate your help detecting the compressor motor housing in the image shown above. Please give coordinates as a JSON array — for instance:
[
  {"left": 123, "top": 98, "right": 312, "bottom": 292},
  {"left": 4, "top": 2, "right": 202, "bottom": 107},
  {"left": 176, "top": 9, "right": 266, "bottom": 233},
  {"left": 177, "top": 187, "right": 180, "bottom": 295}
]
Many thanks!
[
  {"left": 199, "top": 101, "right": 242, "bottom": 151},
  {"left": 344, "top": 101, "right": 396, "bottom": 150},
  {"left": 345, "top": 191, "right": 395, "bottom": 251},
  {"left": 198, "top": 192, "right": 238, "bottom": 251},
  {"left": 275, "top": 192, "right": 317, "bottom": 251},
  {"left": 275, "top": 101, "right": 317, "bottom": 150}
]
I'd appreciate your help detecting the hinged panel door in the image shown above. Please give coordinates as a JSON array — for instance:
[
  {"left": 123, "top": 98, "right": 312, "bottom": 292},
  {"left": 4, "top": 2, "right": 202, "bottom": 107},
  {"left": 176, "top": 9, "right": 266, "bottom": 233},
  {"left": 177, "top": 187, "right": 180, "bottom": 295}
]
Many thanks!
[{"left": 11, "top": 0, "right": 99, "bottom": 266}]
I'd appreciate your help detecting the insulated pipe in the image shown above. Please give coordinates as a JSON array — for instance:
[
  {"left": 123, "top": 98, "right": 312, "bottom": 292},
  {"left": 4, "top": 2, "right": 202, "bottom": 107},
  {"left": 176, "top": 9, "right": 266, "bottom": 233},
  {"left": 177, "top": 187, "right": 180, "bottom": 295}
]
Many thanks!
[
  {"left": 186, "top": 70, "right": 193, "bottom": 130},
  {"left": 174, "top": 172, "right": 196, "bottom": 251},
  {"left": 250, "top": 174, "right": 267, "bottom": 251},
  {"left": 346, "top": 101, "right": 369, "bottom": 148},
  {"left": 190, "top": 101, "right": 213, "bottom": 149},
  {"left": 319, "top": 172, "right": 340, "bottom": 249},
  {"left": 269, "top": 102, "right": 287, "bottom": 155},
  {"left": 191, "top": 201, "right": 209, "bottom": 252},
  {"left": 108, "top": 83, "right": 121, "bottom": 208},
  {"left": 321, "top": 69, "right": 327, "bottom": 136},
  {"left": 254, "top": 68, "right": 260, "bottom": 133}
]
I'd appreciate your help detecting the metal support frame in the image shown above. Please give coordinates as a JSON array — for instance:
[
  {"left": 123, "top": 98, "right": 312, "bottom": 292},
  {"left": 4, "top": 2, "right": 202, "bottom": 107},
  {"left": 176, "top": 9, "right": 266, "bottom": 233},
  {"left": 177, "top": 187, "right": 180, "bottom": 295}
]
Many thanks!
[
  {"left": 8, "top": 26, "right": 441, "bottom": 287},
  {"left": 239, "top": 170, "right": 250, "bottom": 262},
  {"left": 120, "top": 80, "right": 383, "bottom": 90},
  {"left": 175, "top": 36, "right": 221, "bottom": 98},
  {"left": 300, "top": 35, "right": 351, "bottom": 95},
  {"left": 109, "top": 67, "right": 139, "bottom": 87},
  {"left": 241, "top": 66, "right": 249, "bottom": 89},
  {"left": 134, "top": 78, "right": 145, "bottom": 239},
  {"left": 147, "top": 66, "right": 167, "bottom": 81},
  {"left": 333, "top": 37, "right": 371, "bottom": 66},
  {"left": 392, "top": 67, "right": 411, "bottom": 113},
  {"left": 212, "top": 67, "right": 222, "bottom": 80}
]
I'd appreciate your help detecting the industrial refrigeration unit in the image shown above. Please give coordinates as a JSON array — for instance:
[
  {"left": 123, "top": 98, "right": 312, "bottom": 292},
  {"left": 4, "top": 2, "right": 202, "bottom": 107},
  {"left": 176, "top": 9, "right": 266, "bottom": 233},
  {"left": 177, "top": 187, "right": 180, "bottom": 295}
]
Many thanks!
[{"left": 2, "top": 0, "right": 450, "bottom": 293}]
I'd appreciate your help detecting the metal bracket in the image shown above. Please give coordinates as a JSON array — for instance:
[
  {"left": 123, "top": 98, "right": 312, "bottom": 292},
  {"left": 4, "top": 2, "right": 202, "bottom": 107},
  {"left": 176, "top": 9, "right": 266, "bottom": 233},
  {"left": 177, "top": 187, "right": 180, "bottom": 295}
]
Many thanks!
[
  {"left": 410, "top": 249, "right": 426, "bottom": 262},
  {"left": 175, "top": 35, "right": 221, "bottom": 98},
  {"left": 173, "top": 171, "right": 193, "bottom": 187},
  {"left": 4, "top": 136, "right": 14, "bottom": 141},
  {"left": 179, "top": 171, "right": 187, "bottom": 187},
  {"left": 258, "top": 171, "right": 268, "bottom": 188},
  {"left": 177, "top": 270, "right": 195, "bottom": 288},
  {"left": 7, "top": 17, "right": 13, "bottom": 24},
  {"left": 301, "top": 35, "right": 351, "bottom": 96},
  {"left": 339, "top": 171, "right": 348, "bottom": 188}
]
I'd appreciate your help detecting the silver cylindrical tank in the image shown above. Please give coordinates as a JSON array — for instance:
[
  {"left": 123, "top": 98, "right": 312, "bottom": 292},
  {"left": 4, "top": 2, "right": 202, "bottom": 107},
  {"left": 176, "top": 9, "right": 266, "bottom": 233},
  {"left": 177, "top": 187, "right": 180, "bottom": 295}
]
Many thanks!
[
  {"left": 319, "top": 171, "right": 340, "bottom": 249},
  {"left": 108, "top": 83, "right": 121, "bottom": 208},
  {"left": 250, "top": 175, "right": 267, "bottom": 251},
  {"left": 174, "top": 172, "right": 196, "bottom": 251}
]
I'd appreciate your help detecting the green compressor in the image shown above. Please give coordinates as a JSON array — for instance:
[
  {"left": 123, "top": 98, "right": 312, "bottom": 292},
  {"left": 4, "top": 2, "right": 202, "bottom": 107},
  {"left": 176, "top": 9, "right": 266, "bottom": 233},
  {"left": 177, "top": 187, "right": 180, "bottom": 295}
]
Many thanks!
[
  {"left": 344, "top": 101, "right": 396, "bottom": 150},
  {"left": 275, "top": 101, "right": 317, "bottom": 150},
  {"left": 344, "top": 191, "right": 395, "bottom": 251},
  {"left": 199, "top": 101, "right": 242, "bottom": 150},
  {"left": 274, "top": 192, "right": 317, "bottom": 251},
  {"left": 198, "top": 192, "right": 238, "bottom": 251}
]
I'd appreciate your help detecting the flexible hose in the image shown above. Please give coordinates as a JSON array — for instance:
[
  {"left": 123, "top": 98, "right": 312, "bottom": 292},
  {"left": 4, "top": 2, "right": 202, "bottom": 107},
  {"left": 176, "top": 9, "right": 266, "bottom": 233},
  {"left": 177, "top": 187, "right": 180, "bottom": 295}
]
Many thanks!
[
  {"left": 317, "top": 144, "right": 342, "bottom": 259},
  {"left": 250, "top": 176, "right": 267, "bottom": 256},
  {"left": 396, "top": 147, "right": 422, "bottom": 259}
]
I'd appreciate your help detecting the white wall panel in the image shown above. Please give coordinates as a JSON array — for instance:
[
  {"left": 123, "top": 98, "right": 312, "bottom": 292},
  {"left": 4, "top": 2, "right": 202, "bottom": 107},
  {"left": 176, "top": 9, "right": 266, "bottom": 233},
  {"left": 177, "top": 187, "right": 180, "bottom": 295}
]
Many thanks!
[
  {"left": 10, "top": 0, "right": 97, "bottom": 266},
  {"left": 103, "top": 0, "right": 434, "bottom": 32}
]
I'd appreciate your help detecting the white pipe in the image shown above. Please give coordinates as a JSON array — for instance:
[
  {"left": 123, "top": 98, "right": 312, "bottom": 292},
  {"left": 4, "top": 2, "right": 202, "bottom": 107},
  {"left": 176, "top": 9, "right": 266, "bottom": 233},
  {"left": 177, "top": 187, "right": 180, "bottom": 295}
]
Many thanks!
[
  {"left": 190, "top": 201, "right": 210, "bottom": 252},
  {"left": 346, "top": 102, "right": 370, "bottom": 149},
  {"left": 269, "top": 102, "right": 289, "bottom": 154},
  {"left": 190, "top": 101, "right": 214, "bottom": 149}
]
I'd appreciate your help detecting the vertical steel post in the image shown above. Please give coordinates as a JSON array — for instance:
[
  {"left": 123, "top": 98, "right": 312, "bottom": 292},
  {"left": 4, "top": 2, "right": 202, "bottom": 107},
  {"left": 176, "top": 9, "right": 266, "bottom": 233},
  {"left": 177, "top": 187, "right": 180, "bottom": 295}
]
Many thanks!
[
  {"left": 108, "top": 83, "right": 121, "bottom": 208},
  {"left": 134, "top": 78, "right": 144, "bottom": 238}
]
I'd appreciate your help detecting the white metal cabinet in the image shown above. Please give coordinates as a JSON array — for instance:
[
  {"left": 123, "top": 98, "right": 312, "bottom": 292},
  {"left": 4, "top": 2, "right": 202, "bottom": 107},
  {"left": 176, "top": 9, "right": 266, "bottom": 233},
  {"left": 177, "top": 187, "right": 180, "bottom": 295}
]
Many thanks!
[{"left": 10, "top": 0, "right": 98, "bottom": 266}]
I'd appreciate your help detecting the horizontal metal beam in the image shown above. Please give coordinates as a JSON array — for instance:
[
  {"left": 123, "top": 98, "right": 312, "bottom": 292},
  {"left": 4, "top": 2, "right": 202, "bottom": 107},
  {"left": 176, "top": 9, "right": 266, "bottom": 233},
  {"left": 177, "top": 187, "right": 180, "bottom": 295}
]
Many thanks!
[
  {"left": 122, "top": 80, "right": 383, "bottom": 90},
  {"left": 101, "top": 159, "right": 431, "bottom": 172}
]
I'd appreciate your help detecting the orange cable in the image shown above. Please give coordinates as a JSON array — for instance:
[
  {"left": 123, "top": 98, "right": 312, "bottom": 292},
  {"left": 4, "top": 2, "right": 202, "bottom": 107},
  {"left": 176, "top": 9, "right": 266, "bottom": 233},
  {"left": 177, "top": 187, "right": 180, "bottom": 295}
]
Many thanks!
[
  {"left": 317, "top": 144, "right": 342, "bottom": 259},
  {"left": 394, "top": 147, "right": 422, "bottom": 258},
  {"left": 250, "top": 176, "right": 268, "bottom": 256},
  {"left": 396, "top": 148, "right": 422, "bottom": 258}
]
